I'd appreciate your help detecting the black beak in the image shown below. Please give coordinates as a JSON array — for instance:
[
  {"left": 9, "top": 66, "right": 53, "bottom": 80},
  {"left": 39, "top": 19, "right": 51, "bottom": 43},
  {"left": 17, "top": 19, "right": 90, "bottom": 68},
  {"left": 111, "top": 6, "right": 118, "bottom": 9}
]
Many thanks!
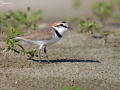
[{"left": 68, "top": 27, "right": 73, "bottom": 30}]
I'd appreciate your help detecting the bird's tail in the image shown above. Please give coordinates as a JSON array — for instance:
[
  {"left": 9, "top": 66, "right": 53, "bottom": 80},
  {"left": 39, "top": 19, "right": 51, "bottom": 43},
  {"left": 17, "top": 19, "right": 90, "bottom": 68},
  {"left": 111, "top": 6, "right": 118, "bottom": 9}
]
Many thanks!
[{"left": 13, "top": 37, "right": 25, "bottom": 41}]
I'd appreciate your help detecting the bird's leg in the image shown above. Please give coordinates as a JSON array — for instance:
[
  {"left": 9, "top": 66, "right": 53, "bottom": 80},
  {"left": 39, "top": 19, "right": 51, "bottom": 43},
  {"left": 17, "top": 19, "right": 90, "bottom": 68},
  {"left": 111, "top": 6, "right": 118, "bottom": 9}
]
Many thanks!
[
  {"left": 38, "top": 49, "right": 41, "bottom": 63},
  {"left": 38, "top": 45, "right": 43, "bottom": 63},
  {"left": 44, "top": 46, "right": 49, "bottom": 63}
]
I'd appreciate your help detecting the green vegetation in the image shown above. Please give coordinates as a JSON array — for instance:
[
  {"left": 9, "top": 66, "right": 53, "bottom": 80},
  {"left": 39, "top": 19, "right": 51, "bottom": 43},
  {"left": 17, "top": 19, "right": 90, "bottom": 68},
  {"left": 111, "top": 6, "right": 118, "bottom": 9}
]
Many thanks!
[
  {"left": 62, "top": 86, "right": 84, "bottom": 90},
  {"left": 78, "top": 16, "right": 102, "bottom": 36},
  {"left": 1, "top": 7, "right": 43, "bottom": 31},
  {"left": 92, "top": 1, "right": 114, "bottom": 24},
  {"left": 0, "top": 7, "right": 44, "bottom": 58},
  {"left": 27, "top": 49, "right": 38, "bottom": 59},
  {"left": 1, "top": 20, "right": 25, "bottom": 52}
]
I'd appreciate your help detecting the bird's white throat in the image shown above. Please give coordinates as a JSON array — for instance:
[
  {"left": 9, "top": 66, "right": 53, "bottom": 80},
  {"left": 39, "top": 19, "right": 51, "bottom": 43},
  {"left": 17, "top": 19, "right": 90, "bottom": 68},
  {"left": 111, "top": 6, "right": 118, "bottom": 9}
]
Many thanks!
[{"left": 53, "top": 26, "right": 68, "bottom": 36}]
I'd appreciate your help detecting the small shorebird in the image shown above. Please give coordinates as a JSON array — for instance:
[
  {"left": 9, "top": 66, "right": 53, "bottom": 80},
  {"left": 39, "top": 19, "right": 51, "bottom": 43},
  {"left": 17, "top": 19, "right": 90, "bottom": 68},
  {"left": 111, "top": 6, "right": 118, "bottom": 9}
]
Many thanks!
[{"left": 14, "top": 21, "right": 72, "bottom": 63}]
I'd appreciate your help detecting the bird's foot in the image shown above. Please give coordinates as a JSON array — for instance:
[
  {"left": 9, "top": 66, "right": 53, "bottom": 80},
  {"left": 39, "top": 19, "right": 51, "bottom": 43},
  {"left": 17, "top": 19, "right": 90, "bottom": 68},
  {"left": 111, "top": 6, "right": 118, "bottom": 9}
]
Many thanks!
[{"left": 27, "top": 56, "right": 33, "bottom": 60}]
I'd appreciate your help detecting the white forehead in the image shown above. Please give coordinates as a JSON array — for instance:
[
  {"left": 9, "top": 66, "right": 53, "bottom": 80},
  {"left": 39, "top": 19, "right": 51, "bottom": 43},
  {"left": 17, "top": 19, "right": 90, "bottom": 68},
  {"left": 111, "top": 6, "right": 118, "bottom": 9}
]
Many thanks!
[{"left": 63, "top": 23, "right": 68, "bottom": 26}]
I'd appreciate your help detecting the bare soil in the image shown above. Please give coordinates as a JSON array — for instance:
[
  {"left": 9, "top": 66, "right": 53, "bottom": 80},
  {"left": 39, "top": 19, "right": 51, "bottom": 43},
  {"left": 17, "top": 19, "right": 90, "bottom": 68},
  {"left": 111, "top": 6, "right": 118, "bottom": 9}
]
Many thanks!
[{"left": 0, "top": 23, "right": 120, "bottom": 90}]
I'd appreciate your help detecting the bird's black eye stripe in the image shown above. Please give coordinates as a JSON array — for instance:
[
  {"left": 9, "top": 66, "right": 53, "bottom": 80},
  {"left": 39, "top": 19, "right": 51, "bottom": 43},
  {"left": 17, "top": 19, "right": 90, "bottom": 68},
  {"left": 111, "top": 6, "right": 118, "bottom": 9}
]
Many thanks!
[
  {"left": 57, "top": 24, "right": 68, "bottom": 28},
  {"left": 62, "top": 25, "right": 68, "bottom": 28}
]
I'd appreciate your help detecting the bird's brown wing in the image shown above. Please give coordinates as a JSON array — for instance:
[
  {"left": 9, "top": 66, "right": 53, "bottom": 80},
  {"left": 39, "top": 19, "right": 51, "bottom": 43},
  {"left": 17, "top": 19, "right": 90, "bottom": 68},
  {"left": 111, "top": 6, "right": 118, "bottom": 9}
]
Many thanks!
[{"left": 21, "top": 27, "right": 55, "bottom": 40}]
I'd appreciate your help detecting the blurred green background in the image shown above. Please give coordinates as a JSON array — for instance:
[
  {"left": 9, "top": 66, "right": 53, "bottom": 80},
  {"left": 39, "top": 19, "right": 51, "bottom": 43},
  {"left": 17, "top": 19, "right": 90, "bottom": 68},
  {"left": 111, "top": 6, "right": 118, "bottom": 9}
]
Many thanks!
[{"left": 0, "top": 0, "right": 109, "bottom": 20}]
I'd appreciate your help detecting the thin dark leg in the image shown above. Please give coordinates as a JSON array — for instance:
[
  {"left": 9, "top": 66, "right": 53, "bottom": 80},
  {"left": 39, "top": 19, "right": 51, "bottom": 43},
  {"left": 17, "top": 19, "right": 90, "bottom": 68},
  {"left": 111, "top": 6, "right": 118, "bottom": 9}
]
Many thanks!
[
  {"left": 28, "top": 56, "right": 33, "bottom": 60},
  {"left": 44, "top": 46, "right": 47, "bottom": 53},
  {"left": 44, "top": 46, "right": 49, "bottom": 63},
  {"left": 39, "top": 49, "right": 41, "bottom": 63}
]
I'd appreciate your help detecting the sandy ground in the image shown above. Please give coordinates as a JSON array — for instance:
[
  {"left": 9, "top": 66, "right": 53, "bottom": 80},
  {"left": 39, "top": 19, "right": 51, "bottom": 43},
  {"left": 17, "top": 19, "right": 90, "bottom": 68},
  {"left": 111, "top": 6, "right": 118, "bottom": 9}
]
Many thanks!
[{"left": 0, "top": 24, "right": 120, "bottom": 90}]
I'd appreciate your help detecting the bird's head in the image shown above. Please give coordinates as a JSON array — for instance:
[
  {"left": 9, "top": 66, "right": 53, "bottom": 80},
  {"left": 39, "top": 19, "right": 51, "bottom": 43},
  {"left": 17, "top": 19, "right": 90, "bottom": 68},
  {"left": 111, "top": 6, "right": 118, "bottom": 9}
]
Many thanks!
[{"left": 52, "top": 21, "right": 72, "bottom": 31}]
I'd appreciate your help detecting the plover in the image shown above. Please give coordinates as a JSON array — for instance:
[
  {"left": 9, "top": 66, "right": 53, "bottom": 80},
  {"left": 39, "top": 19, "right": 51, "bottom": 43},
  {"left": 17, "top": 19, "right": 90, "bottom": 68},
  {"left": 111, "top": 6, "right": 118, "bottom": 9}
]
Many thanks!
[{"left": 14, "top": 21, "right": 72, "bottom": 63}]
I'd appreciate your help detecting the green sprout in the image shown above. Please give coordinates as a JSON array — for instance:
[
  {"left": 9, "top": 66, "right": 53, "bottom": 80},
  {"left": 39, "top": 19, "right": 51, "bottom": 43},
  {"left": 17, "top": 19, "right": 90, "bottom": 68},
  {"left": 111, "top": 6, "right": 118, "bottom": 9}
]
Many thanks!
[
  {"left": 0, "top": 7, "right": 45, "bottom": 58},
  {"left": 16, "top": 44, "right": 27, "bottom": 55},
  {"left": 27, "top": 49, "right": 38, "bottom": 59},
  {"left": 78, "top": 16, "right": 102, "bottom": 36},
  {"left": 100, "top": 31, "right": 111, "bottom": 44},
  {"left": 12, "top": 8, "right": 43, "bottom": 30},
  {"left": 1, "top": 19, "right": 26, "bottom": 52},
  {"left": 0, "top": 12, "right": 13, "bottom": 33},
  {"left": 92, "top": 1, "right": 114, "bottom": 24}
]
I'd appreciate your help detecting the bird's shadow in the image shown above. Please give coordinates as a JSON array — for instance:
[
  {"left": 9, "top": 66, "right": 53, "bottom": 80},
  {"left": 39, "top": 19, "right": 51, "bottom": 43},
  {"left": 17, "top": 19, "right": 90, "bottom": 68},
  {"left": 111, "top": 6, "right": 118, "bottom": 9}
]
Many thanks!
[
  {"left": 29, "top": 58, "right": 100, "bottom": 63},
  {"left": 92, "top": 35, "right": 103, "bottom": 39}
]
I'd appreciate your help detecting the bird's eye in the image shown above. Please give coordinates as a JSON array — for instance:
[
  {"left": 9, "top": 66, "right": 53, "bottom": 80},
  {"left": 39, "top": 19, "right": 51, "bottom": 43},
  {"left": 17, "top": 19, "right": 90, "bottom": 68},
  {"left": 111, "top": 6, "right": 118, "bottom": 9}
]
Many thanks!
[
  {"left": 60, "top": 24, "right": 63, "bottom": 26},
  {"left": 56, "top": 24, "right": 63, "bottom": 27}
]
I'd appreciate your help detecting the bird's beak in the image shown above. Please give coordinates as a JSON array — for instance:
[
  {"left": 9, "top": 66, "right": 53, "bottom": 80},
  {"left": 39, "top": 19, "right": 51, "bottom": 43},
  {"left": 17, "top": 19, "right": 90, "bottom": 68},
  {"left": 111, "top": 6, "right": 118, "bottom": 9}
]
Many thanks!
[{"left": 68, "top": 27, "right": 73, "bottom": 30}]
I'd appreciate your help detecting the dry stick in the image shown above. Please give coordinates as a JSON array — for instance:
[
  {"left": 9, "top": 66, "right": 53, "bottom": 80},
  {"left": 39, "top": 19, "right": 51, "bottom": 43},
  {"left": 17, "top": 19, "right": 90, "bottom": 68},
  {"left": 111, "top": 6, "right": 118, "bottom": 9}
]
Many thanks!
[
  {"left": 104, "top": 34, "right": 108, "bottom": 44},
  {"left": 87, "top": 28, "right": 90, "bottom": 36},
  {"left": 91, "top": 29, "right": 94, "bottom": 34}
]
